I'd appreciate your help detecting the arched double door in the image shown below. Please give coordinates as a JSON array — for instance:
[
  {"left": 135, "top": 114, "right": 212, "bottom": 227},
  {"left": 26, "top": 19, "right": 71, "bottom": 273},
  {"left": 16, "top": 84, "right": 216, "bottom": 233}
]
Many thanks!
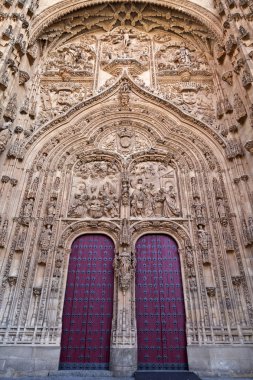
[{"left": 60, "top": 233, "right": 187, "bottom": 371}]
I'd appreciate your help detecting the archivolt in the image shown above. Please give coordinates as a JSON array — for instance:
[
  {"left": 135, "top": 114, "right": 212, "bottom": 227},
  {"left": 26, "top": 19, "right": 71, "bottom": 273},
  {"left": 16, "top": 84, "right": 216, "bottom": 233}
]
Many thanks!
[
  {"left": 59, "top": 220, "right": 120, "bottom": 251},
  {"left": 22, "top": 75, "right": 227, "bottom": 170},
  {"left": 30, "top": 0, "right": 222, "bottom": 45}
]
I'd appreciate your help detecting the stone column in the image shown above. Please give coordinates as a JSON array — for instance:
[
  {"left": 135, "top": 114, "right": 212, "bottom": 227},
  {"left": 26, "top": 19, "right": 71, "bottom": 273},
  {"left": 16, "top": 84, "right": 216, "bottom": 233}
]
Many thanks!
[{"left": 110, "top": 246, "right": 137, "bottom": 377}]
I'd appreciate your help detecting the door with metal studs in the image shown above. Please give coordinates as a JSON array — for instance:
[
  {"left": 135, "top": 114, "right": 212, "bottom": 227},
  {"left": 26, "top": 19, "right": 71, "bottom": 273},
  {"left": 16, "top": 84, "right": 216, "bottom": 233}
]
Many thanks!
[
  {"left": 59, "top": 234, "right": 114, "bottom": 370},
  {"left": 135, "top": 234, "right": 188, "bottom": 370}
]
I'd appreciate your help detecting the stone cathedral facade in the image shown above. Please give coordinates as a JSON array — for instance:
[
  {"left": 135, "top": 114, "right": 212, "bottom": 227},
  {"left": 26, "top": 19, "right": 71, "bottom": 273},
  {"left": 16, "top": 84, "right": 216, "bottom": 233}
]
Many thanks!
[{"left": 0, "top": 0, "right": 253, "bottom": 377}]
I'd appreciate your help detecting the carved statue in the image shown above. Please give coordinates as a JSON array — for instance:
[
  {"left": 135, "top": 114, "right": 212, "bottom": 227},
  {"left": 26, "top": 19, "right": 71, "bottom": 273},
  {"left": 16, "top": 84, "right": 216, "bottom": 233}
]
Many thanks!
[
  {"left": 197, "top": 226, "right": 210, "bottom": 264},
  {"left": 222, "top": 227, "right": 234, "bottom": 252},
  {"left": 121, "top": 174, "right": 130, "bottom": 206},
  {"left": 248, "top": 217, "right": 253, "bottom": 243},
  {"left": 39, "top": 225, "right": 52, "bottom": 250},
  {"left": 46, "top": 199, "right": 57, "bottom": 217},
  {"left": 88, "top": 192, "right": 103, "bottom": 219},
  {"left": 179, "top": 44, "right": 191, "bottom": 65},
  {"left": 153, "top": 188, "right": 166, "bottom": 217},
  {"left": 28, "top": 177, "right": 39, "bottom": 198},
  {"left": 217, "top": 199, "right": 226, "bottom": 219},
  {"left": 192, "top": 199, "right": 205, "bottom": 218},
  {"left": 185, "top": 240, "right": 195, "bottom": 277},
  {"left": 23, "top": 198, "right": 34, "bottom": 218},
  {"left": 213, "top": 178, "right": 223, "bottom": 199},
  {"left": 191, "top": 177, "right": 199, "bottom": 198},
  {"left": 113, "top": 247, "right": 135, "bottom": 292},
  {"left": 0, "top": 126, "right": 12, "bottom": 153},
  {"left": 166, "top": 185, "right": 180, "bottom": 216},
  {"left": 15, "top": 229, "right": 27, "bottom": 251},
  {"left": 36, "top": 153, "right": 48, "bottom": 169},
  {"left": 120, "top": 218, "right": 130, "bottom": 245},
  {"left": 130, "top": 179, "right": 146, "bottom": 217},
  {"left": 144, "top": 183, "right": 156, "bottom": 216},
  {"left": 69, "top": 194, "right": 87, "bottom": 217},
  {"left": 198, "top": 226, "right": 209, "bottom": 251},
  {"left": 0, "top": 220, "right": 8, "bottom": 248},
  {"left": 103, "top": 191, "right": 119, "bottom": 218}
]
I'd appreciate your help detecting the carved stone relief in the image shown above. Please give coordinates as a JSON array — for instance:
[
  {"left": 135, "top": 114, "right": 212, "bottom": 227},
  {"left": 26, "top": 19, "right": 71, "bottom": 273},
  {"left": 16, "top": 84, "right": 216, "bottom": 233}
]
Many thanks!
[
  {"left": 98, "top": 122, "right": 152, "bottom": 155},
  {"left": 0, "top": 0, "right": 253, "bottom": 375},
  {"left": 100, "top": 27, "right": 150, "bottom": 77},
  {"left": 159, "top": 82, "right": 216, "bottom": 127},
  {"left": 68, "top": 160, "right": 120, "bottom": 219},
  {"left": 155, "top": 36, "right": 211, "bottom": 76},
  {"left": 37, "top": 82, "right": 93, "bottom": 126},
  {"left": 130, "top": 161, "right": 180, "bottom": 218},
  {"left": 44, "top": 40, "right": 96, "bottom": 76}
]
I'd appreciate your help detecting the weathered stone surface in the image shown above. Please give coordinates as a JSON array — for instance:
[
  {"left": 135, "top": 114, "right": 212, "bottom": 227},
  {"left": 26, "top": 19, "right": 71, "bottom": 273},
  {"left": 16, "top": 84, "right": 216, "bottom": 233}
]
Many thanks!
[
  {"left": 188, "top": 346, "right": 253, "bottom": 376},
  {"left": 110, "top": 347, "right": 137, "bottom": 377},
  {"left": 0, "top": 0, "right": 253, "bottom": 377},
  {"left": 0, "top": 346, "right": 60, "bottom": 374}
]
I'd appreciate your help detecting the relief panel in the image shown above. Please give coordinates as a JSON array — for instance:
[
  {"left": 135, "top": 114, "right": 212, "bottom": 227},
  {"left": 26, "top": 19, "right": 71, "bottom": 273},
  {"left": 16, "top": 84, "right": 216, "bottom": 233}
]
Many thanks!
[
  {"left": 98, "top": 124, "right": 152, "bottom": 156},
  {"left": 130, "top": 161, "right": 180, "bottom": 218},
  {"left": 68, "top": 160, "right": 120, "bottom": 219},
  {"left": 100, "top": 27, "right": 151, "bottom": 77},
  {"left": 43, "top": 39, "right": 97, "bottom": 76}
]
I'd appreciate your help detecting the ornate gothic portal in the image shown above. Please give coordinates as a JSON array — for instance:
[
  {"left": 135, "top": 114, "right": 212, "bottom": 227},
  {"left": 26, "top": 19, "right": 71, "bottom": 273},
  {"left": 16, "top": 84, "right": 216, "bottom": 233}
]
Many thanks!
[
  {"left": 0, "top": 0, "right": 253, "bottom": 377},
  {"left": 59, "top": 234, "right": 114, "bottom": 370},
  {"left": 136, "top": 234, "right": 187, "bottom": 370}
]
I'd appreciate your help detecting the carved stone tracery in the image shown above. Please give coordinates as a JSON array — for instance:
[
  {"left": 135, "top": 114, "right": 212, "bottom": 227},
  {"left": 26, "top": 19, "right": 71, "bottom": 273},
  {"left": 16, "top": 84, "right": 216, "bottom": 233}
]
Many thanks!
[{"left": 0, "top": 0, "right": 253, "bottom": 375}]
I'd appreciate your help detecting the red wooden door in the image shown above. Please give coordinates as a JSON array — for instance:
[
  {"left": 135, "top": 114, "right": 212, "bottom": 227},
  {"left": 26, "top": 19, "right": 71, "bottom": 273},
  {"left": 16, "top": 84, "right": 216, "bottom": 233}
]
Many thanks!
[
  {"left": 60, "top": 234, "right": 114, "bottom": 370},
  {"left": 136, "top": 234, "right": 188, "bottom": 370}
]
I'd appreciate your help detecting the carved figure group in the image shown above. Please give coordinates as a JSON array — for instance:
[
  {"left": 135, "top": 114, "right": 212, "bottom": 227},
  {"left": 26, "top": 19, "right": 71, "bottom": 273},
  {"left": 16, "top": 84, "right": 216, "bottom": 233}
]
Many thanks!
[
  {"left": 156, "top": 43, "right": 210, "bottom": 73},
  {"left": 168, "top": 88, "right": 215, "bottom": 126},
  {"left": 101, "top": 27, "right": 150, "bottom": 71},
  {"left": 0, "top": 220, "right": 8, "bottom": 248},
  {"left": 69, "top": 183, "right": 119, "bottom": 219},
  {"left": 130, "top": 180, "right": 179, "bottom": 218},
  {"left": 45, "top": 43, "right": 95, "bottom": 74},
  {"left": 38, "top": 85, "right": 90, "bottom": 127}
]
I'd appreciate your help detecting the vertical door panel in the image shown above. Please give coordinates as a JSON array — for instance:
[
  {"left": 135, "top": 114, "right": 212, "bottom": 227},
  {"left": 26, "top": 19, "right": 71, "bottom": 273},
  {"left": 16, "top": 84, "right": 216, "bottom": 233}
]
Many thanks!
[
  {"left": 60, "top": 234, "right": 114, "bottom": 370},
  {"left": 136, "top": 234, "right": 188, "bottom": 370}
]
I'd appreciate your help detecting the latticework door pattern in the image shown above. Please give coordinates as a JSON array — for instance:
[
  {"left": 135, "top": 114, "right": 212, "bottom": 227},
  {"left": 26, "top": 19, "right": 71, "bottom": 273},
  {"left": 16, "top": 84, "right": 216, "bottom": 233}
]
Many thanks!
[
  {"left": 136, "top": 234, "right": 188, "bottom": 370},
  {"left": 60, "top": 234, "right": 114, "bottom": 370}
]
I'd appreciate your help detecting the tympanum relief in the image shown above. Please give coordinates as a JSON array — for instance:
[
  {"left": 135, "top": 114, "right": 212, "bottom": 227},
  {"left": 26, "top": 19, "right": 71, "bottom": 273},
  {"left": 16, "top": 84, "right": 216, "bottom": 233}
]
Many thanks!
[
  {"left": 155, "top": 36, "right": 211, "bottom": 75},
  {"left": 68, "top": 160, "right": 120, "bottom": 219},
  {"left": 44, "top": 40, "right": 96, "bottom": 76},
  {"left": 68, "top": 157, "right": 180, "bottom": 220},
  {"left": 98, "top": 124, "right": 152, "bottom": 155},
  {"left": 33, "top": 9, "right": 217, "bottom": 130},
  {"left": 100, "top": 27, "right": 150, "bottom": 77},
  {"left": 130, "top": 162, "right": 180, "bottom": 218}
]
